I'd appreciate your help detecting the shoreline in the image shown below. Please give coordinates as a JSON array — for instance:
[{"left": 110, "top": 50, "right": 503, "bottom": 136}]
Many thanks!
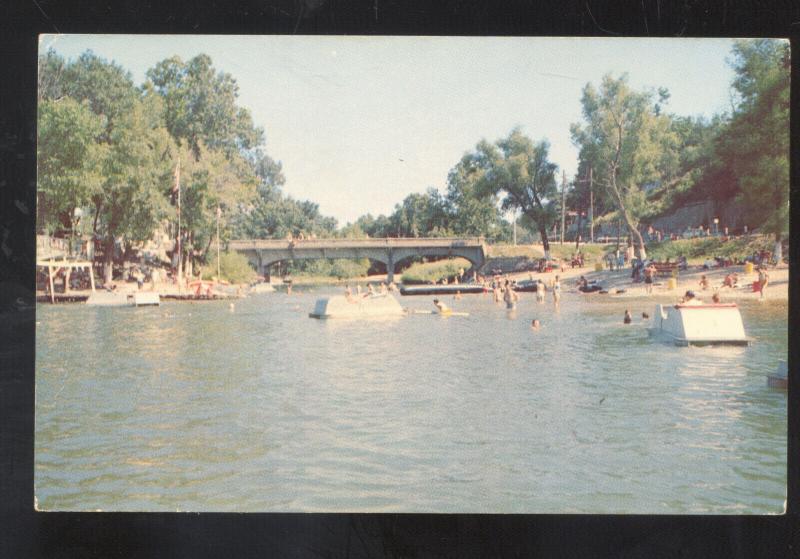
[{"left": 502, "top": 261, "right": 788, "bottom": 303}]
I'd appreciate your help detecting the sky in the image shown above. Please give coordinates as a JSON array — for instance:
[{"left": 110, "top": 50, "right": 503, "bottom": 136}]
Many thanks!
[{"left": 40, "top": 35, "right": 737, "bottom": 225}]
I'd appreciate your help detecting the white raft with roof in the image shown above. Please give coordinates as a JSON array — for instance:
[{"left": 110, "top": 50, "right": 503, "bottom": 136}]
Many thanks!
[
  {"left": 309, "top": 293, "right": 405, "bottom": 319},
  {"left": 649, "top": 302, "right": 750, "bottom": 346}
]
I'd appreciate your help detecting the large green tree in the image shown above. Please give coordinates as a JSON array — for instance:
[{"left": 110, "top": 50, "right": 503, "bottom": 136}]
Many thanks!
[
  {"left": 717, "top": 39, "right": 790, "bottom": 242},
  {"left": 445, "top": 152, "right": 506, "bottom": 239},
  {"left": 471, "top": 129, "right": 559, "bottom": 258},
  {"left": 571, "top": 74, "right": 680, "bottom": 259},
  {"left": 37, "top": 98, "right": 107, "bottom": 235},
  {"left": 145, "top": 54, "right": 263, "bottom": 159}
]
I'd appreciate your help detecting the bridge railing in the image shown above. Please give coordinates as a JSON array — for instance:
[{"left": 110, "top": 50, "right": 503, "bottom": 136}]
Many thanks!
[{"left": 228, "top": 237, "right": 486, "bottom": 249}]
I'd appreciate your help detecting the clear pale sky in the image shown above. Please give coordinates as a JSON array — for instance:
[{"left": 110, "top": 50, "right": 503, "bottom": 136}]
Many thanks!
[{"left": 40, "top": 35, "right": 737, "bottom": 225}]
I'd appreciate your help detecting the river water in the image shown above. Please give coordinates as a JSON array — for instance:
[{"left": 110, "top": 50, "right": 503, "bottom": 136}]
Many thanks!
[{"left": 35, "top": 288, "right": 787, "bottom": 513}]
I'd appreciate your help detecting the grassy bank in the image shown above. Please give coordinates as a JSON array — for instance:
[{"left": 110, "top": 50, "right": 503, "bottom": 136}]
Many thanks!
[
  {"left": 645, "top": 235, "right": 776, "bottom": 264},
  {"left": 400, "top": 258, "right": 471, "bottom": 284}
]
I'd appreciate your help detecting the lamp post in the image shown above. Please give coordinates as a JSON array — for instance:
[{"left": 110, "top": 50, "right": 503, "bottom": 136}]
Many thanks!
[{"left": 713, "top": 217, "right": 719, "bottom": 236}]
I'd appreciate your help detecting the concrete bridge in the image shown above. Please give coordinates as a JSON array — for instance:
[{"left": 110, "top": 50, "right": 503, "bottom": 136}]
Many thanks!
[{"left": 227, "top": 237, "right": 487, "bottom": 282}]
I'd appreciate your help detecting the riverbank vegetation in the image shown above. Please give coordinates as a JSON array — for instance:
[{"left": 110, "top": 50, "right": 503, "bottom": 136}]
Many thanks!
[
  {"left": 400, "top": 258, "right": 472, "bottom": 285},
  {"left": 37, "top": 39, "right": 788, "bottom": 285}
]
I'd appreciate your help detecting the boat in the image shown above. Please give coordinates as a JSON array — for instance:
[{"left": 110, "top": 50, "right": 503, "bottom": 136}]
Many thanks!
[
  {"left": 399, "top": 284, "right": 485, "bottom": 296},
  {"left": 649, "top": 302, "right": 750, "bottom": 346},
  {"left": 767, "top": 360, "right": 788, "bottom": 389},
  {"left": 512, "top": 280, "right": 540, "bottom": 292},
  {"left": 309, "top": 293, "right": 406, "bottom": 319}
]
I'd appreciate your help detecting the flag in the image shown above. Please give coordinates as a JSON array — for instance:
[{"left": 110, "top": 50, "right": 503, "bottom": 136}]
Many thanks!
[{"left": 172, "top": 161, "right": 181, "bottom": 194}]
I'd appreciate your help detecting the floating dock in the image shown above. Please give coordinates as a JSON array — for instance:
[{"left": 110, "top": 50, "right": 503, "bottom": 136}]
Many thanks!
[{"left": 399, "top": 284, "right": 485, "bottom": 296}]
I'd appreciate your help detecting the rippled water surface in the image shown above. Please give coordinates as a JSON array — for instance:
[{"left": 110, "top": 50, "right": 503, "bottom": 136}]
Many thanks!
[{"left": 35, "top": 288, "right": 788, "bottom": 512}]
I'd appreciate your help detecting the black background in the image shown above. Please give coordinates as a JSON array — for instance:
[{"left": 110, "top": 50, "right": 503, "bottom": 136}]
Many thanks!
[{"left": 2, "top": 1, "right": 799, "bottom": 557}]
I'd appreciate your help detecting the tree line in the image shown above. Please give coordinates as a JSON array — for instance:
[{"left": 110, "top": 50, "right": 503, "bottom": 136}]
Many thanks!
[
  {"left": 38, "top": 39, "right": 788, "bottom": 279},
  {"left": 38, "top": 50, "right": 338, "bottom": 282}
]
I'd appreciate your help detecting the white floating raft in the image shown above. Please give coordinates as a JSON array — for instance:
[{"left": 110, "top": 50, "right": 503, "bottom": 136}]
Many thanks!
[
  {"left": 649, "top": 303, "right": 749, "bottom": 346},
  {"left": 131, "top": 292, "right": 160, "bottom": 306},
  {"left": 86, "top": 291, "right": 160, "bottom": 307},
  {"left": 309, "top": 294, "right": 405, "bottom": 319}
]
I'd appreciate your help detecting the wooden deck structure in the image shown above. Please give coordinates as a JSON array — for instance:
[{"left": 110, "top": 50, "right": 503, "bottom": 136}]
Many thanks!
[{"left": 36, "top": 257, "right": 96, "bottom": 304}]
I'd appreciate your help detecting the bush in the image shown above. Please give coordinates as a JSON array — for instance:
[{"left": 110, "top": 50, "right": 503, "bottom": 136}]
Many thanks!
[
  {"left": 200, "top": 251, "right": 257, "bottom": 284},
  {"left": 401, "top": 257, "right": 471, "bottom": 284},
  {"left": 645, "top": 235, "right": 775, "bottom": 263}
]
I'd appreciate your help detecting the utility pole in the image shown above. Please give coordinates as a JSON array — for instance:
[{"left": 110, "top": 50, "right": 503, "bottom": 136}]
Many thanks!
[
  {"left": 560, "top": 171, "right": 566, "bottom": 245},
  {"left": 216, "top": 205, "right": 222, "bottom": 280},
  {"left": 589, "top": 166, "right": 594, "bottom": 243},
  {"left": 512, "top": 208, "right": 517, "bottom": 246},
  {"left": 175, "top": 158, "right": 182, "bottom": 287}
]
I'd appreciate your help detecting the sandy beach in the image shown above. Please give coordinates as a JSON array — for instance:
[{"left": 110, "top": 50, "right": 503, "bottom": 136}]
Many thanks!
[{"left": 505, "top": 261, "right": 789, "bottom": 302}]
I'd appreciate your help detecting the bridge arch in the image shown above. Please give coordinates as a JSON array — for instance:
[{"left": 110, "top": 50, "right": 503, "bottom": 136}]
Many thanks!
[{"left": 228, "top": 237, "right": 486, "bottom": 283}]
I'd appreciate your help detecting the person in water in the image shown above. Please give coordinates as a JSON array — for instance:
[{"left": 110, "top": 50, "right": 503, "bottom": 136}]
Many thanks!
[
  {"left": 623, "top": 310, "right": 632, "bottom": 324},
  {"left": 699, "top": 275, "right": 709, "bottom": 290},
  {"left": 712, "top": 292, "right": 721, "bottom": 303},
  {"left": 453, "top": 290, "right": 462, "bottom": 300},
  {"left": 531, "top": 319, "right": 541, "bottom": 330},
  {"left": 757, "top": 266, "right": 769, "bottom": 299},
  {"left": 433, "top": 298, "right": 449, "bottom": 313},
  {"left": 503, "top": 284, "right": 519, "bottom": 309},
  {"left": 552, "top": 275, "right": 561, "bottom": 304},
  {"left": 366, "top": 283, "right": 375, "bottom": 297},
  {"left": 345, "top": 285, "right": 353, "bottom": 301},
  {"left": 681, "top": 290, "right": 702, "bottom": 305},
  {"left": 535, "top": 279, "right": 545, "bottom": 303}
]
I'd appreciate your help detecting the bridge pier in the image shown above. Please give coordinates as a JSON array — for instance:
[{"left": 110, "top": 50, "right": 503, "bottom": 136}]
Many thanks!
[{"left": 386, "top": 249, "right": 395, "bottom": 284}]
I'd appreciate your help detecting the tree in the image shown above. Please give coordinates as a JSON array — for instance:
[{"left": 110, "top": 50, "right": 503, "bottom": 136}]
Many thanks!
[
  {"left": 571, "top": 74, "right": 679, "bottom": 259},
  {"left": 445, "top": 152, "right": 506, "bottom": 238},
  {"left": 718, "top": 39, "right": 790, "bottom": 242},
  {"left": 472, "top": 129, "right": 559, "bottom": 259},
  {"left": 96, "top": 99, "right": 175, "bottom": 282},
  {"left": 37, "top": 98, "right": 106, "bottom": 234},
  {"left": 146, "top": 54, "right": 264, "bottom": 159}
]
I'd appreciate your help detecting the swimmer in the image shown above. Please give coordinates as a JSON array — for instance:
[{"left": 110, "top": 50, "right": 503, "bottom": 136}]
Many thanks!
[
  {"left": 712, "top": 292, "right": 721, "bottom": 303},
  {"left": 552, "top": 275, "right": 561, "bottom": 304},
  {"left": 623, "top": 310, "right": 632, "bottom": 324},
  {"left": 453, "top": 290, "right": 462, "bottom": 300},
  {"left": 531, "top": 319, "right": 541, "bottom": 330},
  {"left": 433, "top": 298, "right": 449, "bottom": 313},
  {"left": 642, "top": 312, "right": 650, "bottom": 319},
  {"left": 503, "top": 284, "right": 518, "bottom": 309}
]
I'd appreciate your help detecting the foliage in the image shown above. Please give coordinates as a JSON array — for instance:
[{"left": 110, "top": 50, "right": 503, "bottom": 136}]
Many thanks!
[
  {"left": 284, "top": 258, "right": 371, "bottom": 279},
  {"left": 718, "top": 39, "right": 790, "bottom": 241},
  {"left": 145, "top": 54, "right": 263, "bottom": 158},
  {"left": 200, "top": 251, "right": 257, "bottom": 283},
  {"left": 400, "top": 258, "right": 472, "bottom": 284},
  {"left": 570, "top": 74, "right": 681, "bottom": 259},
  {"left": 37, "top": 98, "right": 107, "bottom": 234},
  {"left": 645, "top": 235, "right": 775, "bottom": 264},
  {"left": 469, "top": 129, "right": 560, "bottom": 257}
]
